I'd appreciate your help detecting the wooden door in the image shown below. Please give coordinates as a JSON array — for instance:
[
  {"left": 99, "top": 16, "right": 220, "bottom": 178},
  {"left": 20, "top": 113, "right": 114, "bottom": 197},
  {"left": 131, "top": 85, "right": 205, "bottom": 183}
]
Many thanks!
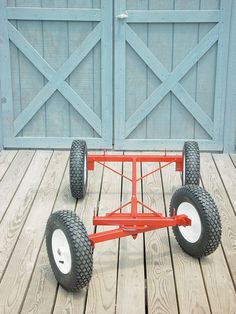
[
  {"left": 114, "top": 0, "right": 231, "bottom": 150},
  {"left": 0, "top": 0, "right": 112, "bottom": 149}
]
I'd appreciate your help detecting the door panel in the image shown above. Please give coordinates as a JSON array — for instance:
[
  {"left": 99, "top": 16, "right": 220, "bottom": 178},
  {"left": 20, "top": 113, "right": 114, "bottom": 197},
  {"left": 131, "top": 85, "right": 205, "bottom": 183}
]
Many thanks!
[
  {"left": 114, "top": 0, "right": 230, "bottom": 150},
  {"left": 0, "top": 0, "right": 112, "bottom": 148}
]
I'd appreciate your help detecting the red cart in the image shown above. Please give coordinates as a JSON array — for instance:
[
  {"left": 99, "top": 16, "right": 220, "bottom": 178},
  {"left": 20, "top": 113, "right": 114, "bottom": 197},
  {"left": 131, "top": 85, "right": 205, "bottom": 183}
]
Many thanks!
[{"left": 46, "top": 140, "right": 221, "bottom": 292}]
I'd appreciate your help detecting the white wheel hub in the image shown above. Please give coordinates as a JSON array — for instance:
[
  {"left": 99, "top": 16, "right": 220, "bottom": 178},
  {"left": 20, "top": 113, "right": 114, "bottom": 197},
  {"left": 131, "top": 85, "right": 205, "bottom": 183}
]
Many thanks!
[
  {"left": 177, "top": 202, "right": 202, "bottom": 243},
  {"left": 52, "top": 229, "right": 72, "bottom": 274}
]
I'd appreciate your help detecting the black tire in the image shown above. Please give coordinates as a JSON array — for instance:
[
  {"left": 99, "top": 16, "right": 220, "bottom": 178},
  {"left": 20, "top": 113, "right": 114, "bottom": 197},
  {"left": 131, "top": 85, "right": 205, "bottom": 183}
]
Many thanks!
[
  {"left": 46, "top": 210, "right": 93, "bottom": 292},
  {"left": 182, "top": 141, "right": 200, "bottom": 185},
  {"left": 70, "top": 140, "right": 88, "bottom": 199},
  {"left": 170, "top": 185, "right": 222, "bottom": 258}
]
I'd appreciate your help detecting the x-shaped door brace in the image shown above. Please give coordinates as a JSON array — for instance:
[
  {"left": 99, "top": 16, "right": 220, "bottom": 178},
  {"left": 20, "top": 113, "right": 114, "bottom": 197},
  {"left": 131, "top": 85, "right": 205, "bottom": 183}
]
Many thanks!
[
  {"left": 8, "top": 22, "right": 102, "bottom": 137},
  {"left": 125, "top": 23, "right": 219, "bottom": 139}
]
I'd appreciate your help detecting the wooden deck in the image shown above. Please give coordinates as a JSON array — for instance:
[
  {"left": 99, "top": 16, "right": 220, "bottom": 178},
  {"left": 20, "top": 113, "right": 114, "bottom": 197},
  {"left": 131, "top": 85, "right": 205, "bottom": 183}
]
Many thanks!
[{"left": 0, "top": 150, "right": 235, "bottom": 314}]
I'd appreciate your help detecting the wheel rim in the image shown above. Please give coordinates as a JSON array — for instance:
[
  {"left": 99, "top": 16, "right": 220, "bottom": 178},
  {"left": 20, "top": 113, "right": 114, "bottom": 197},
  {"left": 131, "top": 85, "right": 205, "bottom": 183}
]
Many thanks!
[
  {"left": 177, "top": 202, "right": 202, "bottom": 243},
  {"left": 52, "top": 229, "right": 72, "bottom": 274}
]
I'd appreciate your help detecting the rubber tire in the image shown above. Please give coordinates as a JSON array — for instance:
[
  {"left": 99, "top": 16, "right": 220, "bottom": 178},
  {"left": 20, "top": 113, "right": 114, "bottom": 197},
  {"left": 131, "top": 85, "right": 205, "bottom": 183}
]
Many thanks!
[
  {"left": 182, "top": 141, "right": 200, "bottom": 186},
  {"left": 46, "top": 210, "right": 93, "bottom": 292},
  {"left": 170, "top": 185, "right": 222, "bottom": 258},
  {"left": 70, "top": 140, "right": 88, "bottom": 199}
]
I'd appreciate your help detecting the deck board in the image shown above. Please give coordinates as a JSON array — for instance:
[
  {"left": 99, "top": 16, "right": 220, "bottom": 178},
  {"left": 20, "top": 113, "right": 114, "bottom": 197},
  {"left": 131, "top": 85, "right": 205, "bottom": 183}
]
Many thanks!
[
  {"left": 85, "top": 156, "right": 122, "bottom": 314},
  {"left": 142, "top": 160, "right": 179, "bottom": 314},
  {"left": 161, "top": 161, "right": 211, "bottom": 314},
  {"left": 116, "top": 156, "right": 145, "bottom": 314},
  {"left": 201, "top": 153, "right": 236, "bottom": 286},
  {"left": 0, "top": 150, "right": 235, "bottom": 314}
]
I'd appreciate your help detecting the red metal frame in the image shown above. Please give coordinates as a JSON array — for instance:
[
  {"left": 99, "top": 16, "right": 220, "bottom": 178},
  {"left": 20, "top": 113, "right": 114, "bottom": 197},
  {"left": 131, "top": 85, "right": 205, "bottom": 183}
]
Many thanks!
[{"left": 88, "top": 153, "right": 191, "bottom": 246}]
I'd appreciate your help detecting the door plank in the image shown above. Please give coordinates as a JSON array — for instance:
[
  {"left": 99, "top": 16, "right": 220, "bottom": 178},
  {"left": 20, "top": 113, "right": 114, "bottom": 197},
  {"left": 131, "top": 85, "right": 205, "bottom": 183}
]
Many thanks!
[
  {"left": 0, "top": 150, "right": 52, "bottom": 279},
  {"left": 0, "top": 151, "right": 68, "bottom": 314},
  {"left": 85, "top": 157, "right": 122, "bottom": 314},
  {"left": 0, "top": 150, "right": 35, "bottom": 221},
  {"left": 142, "top": 160, "right": 178, "bottom": 314},
  {"left": 161, "top": 162, "right": 210, "bottom": 314},
  {"left": 200, "top": 153, "right": 236, "bottom": 285}
]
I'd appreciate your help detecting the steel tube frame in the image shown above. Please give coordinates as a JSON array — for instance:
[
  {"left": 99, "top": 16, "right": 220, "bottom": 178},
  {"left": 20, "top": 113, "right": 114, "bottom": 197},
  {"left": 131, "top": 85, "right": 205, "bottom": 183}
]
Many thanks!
[{"left": 87, "top": 152, "right": 190, "bottom": 246}]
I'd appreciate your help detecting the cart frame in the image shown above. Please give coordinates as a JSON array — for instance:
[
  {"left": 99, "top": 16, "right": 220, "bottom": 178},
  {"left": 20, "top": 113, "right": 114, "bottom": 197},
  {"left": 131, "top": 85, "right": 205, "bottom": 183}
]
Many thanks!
[{"left": 87, "top": 153, "right": 191, "bottom": 246}]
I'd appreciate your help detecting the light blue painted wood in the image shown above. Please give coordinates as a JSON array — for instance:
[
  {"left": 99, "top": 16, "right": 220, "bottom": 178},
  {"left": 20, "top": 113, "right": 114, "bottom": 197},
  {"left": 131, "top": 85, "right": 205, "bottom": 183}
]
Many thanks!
[
  {"left": 171, "top": 0, "right": 199, "bottom": 140},
  {"left": 16, "top": 0, "right": 46, "bottom": 137},
  {"left": 125, "top": 0, "right": 149, "bottom": 140},
  {"left": 9, "top": 22, "right": 102, "bottom": 135},
  {"left": 114, "top": 0, "right": 231, "bottom": 151},
  {"left": 223, "top": 0, "right": 236, "bottom": 152},
  {"left": 114, "top": 138, "right": 221, "bottom": 151},
  {"left": 7, "top": 8, "right": 102, "bottom": 21},
  {"left": 126, "top": 10, "right": 220, "bottom": 23},
  {"left": 3, "top": 0, "right": 112, "bottom": 148},
  {"left": 193, "top": 0, "right": 219, "bottom": 140},
  {"left": 214, "top": 0, "right": 233, "bottom": 150},
  {"left": 146, "top": 0, "right": 173, "bottom": 140},
  {"left": 114, "top": 0, "right": 126, "bottom": 148},
  {"left": 125, "top": 23, "right": 218, "bottom": 138},
  {"left": 101, "top": 0, "right": 113, "bottom": 146},
  {"left": 3, "top": 137, "right": 108, "bottom": 148},
  {"left": 0, "top": 0, "right": 14, "bottom": 141},
  {"left": 68, "top": 0, "right": 95, "bottom": 139},
  {"left": 42, "top": 0, "right": 70, "bottom": 138},
  {"left": 125, "top": 25, "right": 214, "bottom": 138}
]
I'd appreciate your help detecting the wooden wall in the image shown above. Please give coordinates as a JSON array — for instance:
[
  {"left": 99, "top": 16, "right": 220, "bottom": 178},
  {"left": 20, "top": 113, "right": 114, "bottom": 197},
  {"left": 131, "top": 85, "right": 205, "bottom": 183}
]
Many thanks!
[
  {"left": 7, "top": 0, "right": 102, "bottom": 139},
  {"left": 0, "top": 0, "right": 235, "bottom": 151}
]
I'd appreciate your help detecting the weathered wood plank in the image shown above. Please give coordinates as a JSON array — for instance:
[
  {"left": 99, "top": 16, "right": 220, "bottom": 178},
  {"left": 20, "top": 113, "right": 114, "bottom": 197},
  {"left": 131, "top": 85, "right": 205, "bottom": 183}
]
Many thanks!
[
  {"left": 197, "top": 190, "right": 236, "bottom": 314},
  {"left": 20, "top": 162, "right": 75, "bottom": 314},
  {"left": 0, "top": 150, "right": 35, "bottom": 221},
  {"left": 0, "top": 151, "right": 68, "bottom": 314},
  {"left": 200, "top": 153, "right": 236, "bottom": 285},
  {"left": 230, "top": 154, "right": 236, "bottom": 168},
  {"left": 53, "top": 158, "right": 104, "bottom": 314},
  {"left": 0, "top": 150, "right": 51, "bottom": 279},
  {"left": 161, "top": 161, "right": 210, "bottom": 314},
  {"left": 142, "top": 160, "right": 178, "bottom": 314},
  {"left": 116, "top": 156, "right": 145, "bottom": 314},
  {"left": 213, "top": 154, "right": 236, "bottom": 213},
  {"left": 0, "top": 150, "right": 17, "bottom": 181},
  {"left": 85, "top": 156, "right": 122, "bottom": 314}
]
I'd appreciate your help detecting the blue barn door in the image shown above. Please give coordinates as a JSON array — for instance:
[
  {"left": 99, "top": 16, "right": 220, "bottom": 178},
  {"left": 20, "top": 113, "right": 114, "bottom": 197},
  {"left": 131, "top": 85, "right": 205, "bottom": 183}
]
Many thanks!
[
  {"left": 0, "top": 0, "right": 112, "bottom": 149},
  {"left": 114, "top": 0, "right": 231, "bottom": 150}
]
